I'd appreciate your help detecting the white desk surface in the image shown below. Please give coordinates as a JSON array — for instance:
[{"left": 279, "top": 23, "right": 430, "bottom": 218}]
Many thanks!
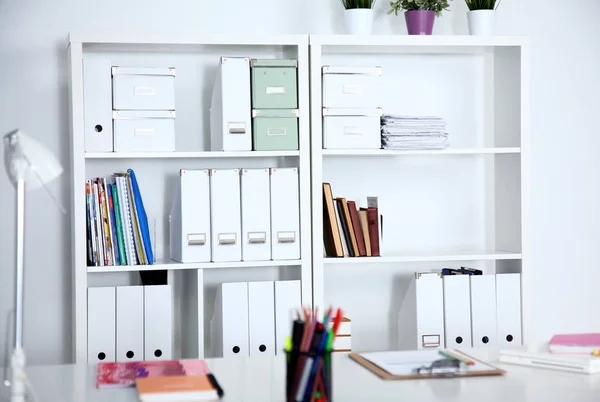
[{"left": 4, "top": 353, "right": 600, "bottom": 402}]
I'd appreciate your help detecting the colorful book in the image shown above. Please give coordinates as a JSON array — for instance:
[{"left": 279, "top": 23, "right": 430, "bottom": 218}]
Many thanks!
[
  {"left": 126, "top": 173, "right": 148, "bottom": 265},
  {"left": 106, "top": 182, "right": 121, "bottom": 265},
  {"left": 98, "top": 179, "right": 113, "bottom": 265},
  {"left": 92, "top": 181, "right": 105, "bottom": 266},
  {"left": 136, "top": 375, "right": 219, "bottom": 402},
  {"left": 549, "top": 333, "right": 600, "bottom": 354},
  {"left": 111, "top": 183, "right": 127, "bottom": 266},
  {"left": 96, "top": 360, "right": 211, "bottom": 389},
  {"left": 129, "top": 168, "right": 154, "bottom": 265}
]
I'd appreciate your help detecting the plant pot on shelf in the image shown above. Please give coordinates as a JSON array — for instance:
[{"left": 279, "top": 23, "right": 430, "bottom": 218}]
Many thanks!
[
  {"left": 467, "top": 10, "right": 496, "bottom": 36},
  {"left": 344, "top": 8, "right": 374, "bottom": 35},
  {"left": 404, "top": 10, "right": 436, "bottom": 35}
]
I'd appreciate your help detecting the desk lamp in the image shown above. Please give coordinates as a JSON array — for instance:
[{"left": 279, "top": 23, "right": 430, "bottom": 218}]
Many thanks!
[{"left": 2, "top": 129, "right": 64, "bottom": 402}]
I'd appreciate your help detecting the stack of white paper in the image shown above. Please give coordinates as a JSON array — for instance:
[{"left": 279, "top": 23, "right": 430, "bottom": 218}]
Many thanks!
[{"left": 381, "top": 115, "right": 449, "bottom": 150}]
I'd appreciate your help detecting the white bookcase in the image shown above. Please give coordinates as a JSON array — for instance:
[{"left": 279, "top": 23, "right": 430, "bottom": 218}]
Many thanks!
[
  {"left": 309, "top": 35, "right": 530, "bottom": 352},
  {"left": 69, "top": 33, "right": 530, "bottom": 363},
  {"left": 68, "top": 34, "right": 312, "bottom": 364}
]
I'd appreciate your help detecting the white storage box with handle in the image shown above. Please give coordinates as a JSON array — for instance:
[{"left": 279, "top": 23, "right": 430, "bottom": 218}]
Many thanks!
[
  {"left": 113, "top": 110, "right": 176, "bottom": 152},
  {"left": 322, "top": 66, "right": 382, "bottom": 109},
  {"left": 323, "top": 108, "right": 382, "bottom": 149},
  {"left": 112, "top": 67, "right": 176, "bottom": 111}
]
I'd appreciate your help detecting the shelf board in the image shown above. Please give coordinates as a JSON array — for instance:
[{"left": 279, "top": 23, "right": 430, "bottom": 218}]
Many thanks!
[
  {"left": 87, "top": 259, "right": 302, "bottom": 273},
  {"left": 311, "top": 35, "right": 527, "bottom": 49},
  {"left": 85, "top": 150, "right": 300, "bottom": 159},
  {"left": 324, "top": 251, "right": 522, "bottom": 265},
  {"left": 322, "top": 148, "right": 521, "bottom": 157}
]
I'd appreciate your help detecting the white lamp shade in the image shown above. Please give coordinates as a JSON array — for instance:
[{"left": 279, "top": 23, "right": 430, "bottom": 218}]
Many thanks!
[{"left": 3, "top": 129, "right": 63, "bottom": 190}]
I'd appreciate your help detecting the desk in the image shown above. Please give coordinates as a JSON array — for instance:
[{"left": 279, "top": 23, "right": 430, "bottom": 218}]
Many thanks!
[{"left": 3, "top": 354, "right": 600, "bottom": 402}]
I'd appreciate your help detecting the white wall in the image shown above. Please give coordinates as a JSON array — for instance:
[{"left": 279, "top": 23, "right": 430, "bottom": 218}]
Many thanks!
[{"left": 0, "top": 0, "right": 599, "bottom": 364}]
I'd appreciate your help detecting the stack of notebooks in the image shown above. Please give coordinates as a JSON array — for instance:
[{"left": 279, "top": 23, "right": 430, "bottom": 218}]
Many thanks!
[
  {"left": 96, "top": 359, "right": 224, "bottom": 401},
  {"left": 86, "top": 168, "right": 153, "bottom": 267},
  {"left": 322, "top": 183, "right": 381, "bottom": 258},
  {"left": 381, "top": 115, "right": 449, "bottom": 150}
]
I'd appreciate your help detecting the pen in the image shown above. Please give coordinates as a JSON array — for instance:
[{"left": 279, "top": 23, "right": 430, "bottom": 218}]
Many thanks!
[{"left": 438, "top": 350, "right": 475, "bottom": 365}]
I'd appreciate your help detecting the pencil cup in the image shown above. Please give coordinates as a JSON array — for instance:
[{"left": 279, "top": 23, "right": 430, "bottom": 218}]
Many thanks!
[{"left": 286, "top": 350, "right": 333, "bottom": 402}]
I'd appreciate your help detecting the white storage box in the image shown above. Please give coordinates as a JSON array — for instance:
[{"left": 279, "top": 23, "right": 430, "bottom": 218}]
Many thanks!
[
  {"left": 113, "top": 111, "right": 175, "bottom": 152},
  {"left": 112, "top": 67, "right": 176, "bottom": 111},
  {"left": 323, "top": 108, "right": 382, "bottom": 149},
  {"left": 322, "top": 66, "right": 382, "bottom": 109}
]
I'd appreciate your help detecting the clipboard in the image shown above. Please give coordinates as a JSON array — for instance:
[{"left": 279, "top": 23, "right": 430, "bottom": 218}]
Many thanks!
[{"left": 349, "top": 350, "right": 505, "bottom": 380}]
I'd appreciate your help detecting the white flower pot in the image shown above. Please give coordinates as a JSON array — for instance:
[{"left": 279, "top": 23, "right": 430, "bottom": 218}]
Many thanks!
[
  {"left": 467, "top": 10, "right": 496, "bottom": 36},
  {"left": 344, "top": 9, "right": 374, "bottom": 35}
]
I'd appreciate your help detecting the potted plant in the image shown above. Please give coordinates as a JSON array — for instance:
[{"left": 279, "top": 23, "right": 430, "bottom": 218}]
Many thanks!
[
  {"left": 388, "top": 0, "right": 452, "bottom": 35},
  {"left": 341, "top": 0, "right": 377, "bottom": 35},
  {"left": 465, "top": 0, "right": 501, "bottom": 36}
]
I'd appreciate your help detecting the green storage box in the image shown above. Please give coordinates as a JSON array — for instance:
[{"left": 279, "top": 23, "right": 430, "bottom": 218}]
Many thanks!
[
  {"left": 251, "top": 59, "right": 298, "bottom": 109},
  {"left": 252, "top": 109, "right": 299, "bottom": 151}
]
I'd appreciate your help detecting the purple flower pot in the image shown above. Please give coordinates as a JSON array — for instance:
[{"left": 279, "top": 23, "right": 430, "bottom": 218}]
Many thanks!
[{"left": 405, "top": 10, "right": 436, "bottom": 35}]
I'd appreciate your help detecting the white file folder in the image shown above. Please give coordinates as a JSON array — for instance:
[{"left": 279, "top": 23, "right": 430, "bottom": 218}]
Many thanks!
[
  {"left": 270, "top": 168, "right": 300, "bottom": 260},
  {"left": 397, "top": 273, "right": 445, "bottom": 350},
  {"left": 496, "top": 273, "right": 522, "bottom": 347},
  {"left": 274, "top": 280, "right": 301, "bottom": 354},
  {"left": 248, "top": 281, "right": 276, "bottom": 357},
  {"left": 443, "top": 275, "right": 472, "bottom": 348},
  {"left": 87, "top": 287, "right": 116, "bottom": 363},
  {"left": 210, "top": 57, "right": 252, "bottom": 151},
  {"left": 210, "top": 169, "right": 242, "bottom": 262},
  {"left": 170, "top": 169, "right": 211, "bottom": 263},
  {"left": 241, "top": 169, "right": 271, "bottom": 261},
  {"left": 83, "top": 59, "right": 113, "bottom": 152},
  {"left": 144, "top": 285, "right": 173, "bottom": 361},
  {"left": 116, "top": 286, "right": 144, "bottom": 362},
  {"left": 470, "top": 275, "right": 498, "bottom": 348},
  {"left": 212, "top": 282, "right": 249, "bottom": 357}
]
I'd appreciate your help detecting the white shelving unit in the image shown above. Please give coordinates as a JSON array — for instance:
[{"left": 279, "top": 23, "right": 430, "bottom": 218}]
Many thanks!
[
  {"left": 68, "top": 33, "right": 530, "bottom": 363},
  {"left": 68, "top": 34, "right": 311, "bottom": 364},
  {"left": 310, "top": 35, "right": 530, "bottom": 352}
]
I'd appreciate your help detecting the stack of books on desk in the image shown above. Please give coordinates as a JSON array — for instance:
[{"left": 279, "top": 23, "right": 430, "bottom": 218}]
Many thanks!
[
  {"left": 86, "top": 168, "right": 153, "bottom": 267},
  {"left": 381, "top": 115, "right": 449, "bottom": 150}
]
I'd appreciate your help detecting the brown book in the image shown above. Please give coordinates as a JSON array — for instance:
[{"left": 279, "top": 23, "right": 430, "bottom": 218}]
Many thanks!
[
  {"left": 335, "top": 200, "right": 354, "bottom": 257},
  {"left": 336, "top": 198, "right": 359, "bottom": 257},
  {"left": 366, "top": 207, "right": 380, "bottom": 256},
  {"left": 347, "top": 201, "right": 366, "bottom": 256},
  {"left": 359, "top": 209, "right": 372, "bottom": 257},
  {"left": 322, "top": 183, "right": 343, "bottom": 257}
]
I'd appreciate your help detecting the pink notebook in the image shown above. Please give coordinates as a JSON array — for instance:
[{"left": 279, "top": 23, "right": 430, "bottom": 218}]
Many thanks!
[{"left": 549, "top": 333, "right": 600, "bottom": 354}]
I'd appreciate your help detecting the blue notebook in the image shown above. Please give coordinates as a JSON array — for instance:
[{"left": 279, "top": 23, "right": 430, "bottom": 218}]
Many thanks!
[{"left": 128, "top": 169, "right": 154, "bottom": 265}]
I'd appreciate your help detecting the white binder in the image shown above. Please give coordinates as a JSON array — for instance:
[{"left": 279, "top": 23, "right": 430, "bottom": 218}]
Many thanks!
[
  {"left": 274, "top": 280, "right": 301, "bottom": 354},
  {"left": 496, "top": 273, "right": 522, "bottom": 347},
  {"left": 269, "top": 168, "right": 300, "bottom": 260},
  {"left": 212, "top": 282, "right": 249, "bottom": 357},
  {"left": 443, "top": 275, "right": 472, "bottom": 348},
  {"left": 83, "top": 59, "right": 113, "bottom": 152},
  {"left": 170, "top": 169, "right": 211, "bottom": 263},
  {"left": 144, "top": 285, "right": 173, "bottom": 361},
  {"left": 248, "top": 281, "right": 276, "bottom": 357},
  {"left": 210, "top": 169, "right": 242, "bottom": 262},
  {"left": 210, "top": 57, "right": 252, "bottom": 151},
  {"left": 470, "top": 275, "right": 498, "bottom": 348},
  {"left": 87, "top": 287, "right": 116, "bottom": 363},
  {"left": 116, "top": 286, "right": 144, "bottom": 362},
  {"left": 241, "top": 168, "right": 271, "bottom": 261},
  {"left": 397, "top": 273, "right": 445, "bottom": 350}
]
